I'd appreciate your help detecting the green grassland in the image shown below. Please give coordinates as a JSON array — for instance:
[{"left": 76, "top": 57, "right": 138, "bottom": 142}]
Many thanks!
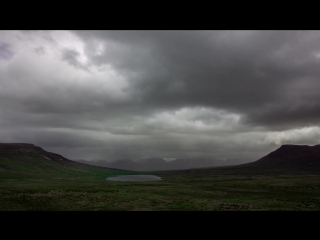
[
  {"left": 1, "top": 159, "right": 320, "bottom": 210},
  {"left": 0, "top": 157, "right": 135, "bottom": 180}
]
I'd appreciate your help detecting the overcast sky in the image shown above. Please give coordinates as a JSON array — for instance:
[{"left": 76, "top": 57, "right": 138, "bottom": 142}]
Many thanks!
[{"left": 1, "top": 30, "right": 320, "bottom": 161}]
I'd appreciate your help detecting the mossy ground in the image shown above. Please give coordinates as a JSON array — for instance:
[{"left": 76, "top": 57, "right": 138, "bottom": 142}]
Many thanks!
[{"left": 1, "top": 164, "right": 320, "bottom": 210}]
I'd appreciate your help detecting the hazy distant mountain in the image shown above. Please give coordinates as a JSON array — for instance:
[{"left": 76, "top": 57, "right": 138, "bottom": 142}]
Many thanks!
[
  {"left": 73, "top": 158, "right": 166, "bottom": 171},
  {"left": 74, "top": 159, "right": 93, "bottom": 165},
  {"left": 107, "top": 159, "right": 141, "bottom": 171},
  {"left": 74, "top": 157, "right": 245, "bottom": 171},
  {"left": 222, "top": 158, "right": 254, "bottom": 166},
  {"left": 246, "top": 144, "right": 320, "bottom": 169},
  {"left": 136, "top": 158, "right": 168, "bottom": 171},
  {"left": 74, "top": 159, "right": 140, "bottom": 171},
  {"left": 167, "top": 158, "right": 224, "bottom": 170},
  {"left": 74, "top": 159, "right": 110, "bottom": 168},
  {"left": 5, "top": 143, "right": 320, "bottom": 174}
]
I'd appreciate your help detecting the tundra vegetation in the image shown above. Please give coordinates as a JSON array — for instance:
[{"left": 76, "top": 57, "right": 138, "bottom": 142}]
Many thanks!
[{"left": 1, "top": 143, "right": 320, "bottom": 211}]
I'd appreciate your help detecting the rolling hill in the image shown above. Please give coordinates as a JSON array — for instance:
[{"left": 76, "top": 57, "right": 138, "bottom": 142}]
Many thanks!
[
  {"left": 242, "top": 144, "right": 320, "bottom": 170},
  {"left": 0, "top": 143, "right": 138, "bottom": 181},
  {"left": 3, "top": 142, "right": 319, "bottom": 177}
]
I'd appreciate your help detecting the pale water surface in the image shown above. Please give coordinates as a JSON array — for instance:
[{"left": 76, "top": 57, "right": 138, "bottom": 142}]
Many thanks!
[{"left": 106, "top": 175, "right": 162, "bottom": 182}]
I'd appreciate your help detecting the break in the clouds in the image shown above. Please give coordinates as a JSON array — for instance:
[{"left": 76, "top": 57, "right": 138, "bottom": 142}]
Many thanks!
[{"left": 0, "top": 30, "right": 320, "bottom": 161}]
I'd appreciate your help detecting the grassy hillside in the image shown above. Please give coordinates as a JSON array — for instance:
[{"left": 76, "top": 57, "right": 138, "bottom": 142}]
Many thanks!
[{"left": 0, "top": 143, "right": 139, "bottom": 184}]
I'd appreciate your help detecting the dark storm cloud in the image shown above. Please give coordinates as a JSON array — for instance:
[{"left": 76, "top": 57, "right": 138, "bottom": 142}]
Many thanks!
[
  {"left": 61, "top": 48, "right": 90, "bottom": 71},
  {"left": 1, "top": 30, "right": 320, "bottom": 161},
  {"left": 74, "top": 30, "right": 320, "bottom": 130}
]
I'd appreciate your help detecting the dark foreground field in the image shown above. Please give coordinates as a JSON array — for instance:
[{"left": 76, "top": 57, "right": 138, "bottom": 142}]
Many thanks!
[
  {"left": 2, "top": 143, "right": 320, "bottom": 211},
  {"left": 1, "top": 166, "right": 320, "bottom": 211}
]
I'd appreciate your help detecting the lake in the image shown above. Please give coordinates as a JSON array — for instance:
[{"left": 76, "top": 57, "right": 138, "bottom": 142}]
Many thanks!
[{"left": 106, "top": 175, "right": 162, "bottom": 182}]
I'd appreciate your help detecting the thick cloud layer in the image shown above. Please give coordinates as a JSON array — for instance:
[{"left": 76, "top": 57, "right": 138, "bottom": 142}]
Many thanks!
[{"left": 1, "top": 30, "right": 319, "bottom": 161}]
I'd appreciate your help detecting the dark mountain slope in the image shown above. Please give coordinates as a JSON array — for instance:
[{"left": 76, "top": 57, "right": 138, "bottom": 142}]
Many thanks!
[
  {"left": 244, "top": 144, "right": 320, "bottom": 169},
  {"left": 0, "top": 143, "right": 137, "bottom": 180}
]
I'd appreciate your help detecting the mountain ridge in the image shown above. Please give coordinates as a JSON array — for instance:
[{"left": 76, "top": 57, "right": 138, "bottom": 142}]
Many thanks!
[
  {"left": 4, "top": 142, "right": 320, "bottom": 172},
  {"left": 0, "top": 143, "right": 137, "bottom": 179},
  {"left": 244, "top": 144, "right": 320, "bottom": 169}
]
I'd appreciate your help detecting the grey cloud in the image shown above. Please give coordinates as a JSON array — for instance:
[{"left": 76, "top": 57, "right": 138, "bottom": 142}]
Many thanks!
[
  {"left": 34, "top": 46, "right": 46, "bottom": 55},
  {"left": 61, "top": 48, "right": 90, "bottom": 71},
  {"left": 1, "top": 30, "right": 320, "bottom": 161},
  {"left": 73, "top": 30, "right": 320, "bottom": 131},
  {"left": 0, "top": 42, "right": 15, "bottom": 60}
]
